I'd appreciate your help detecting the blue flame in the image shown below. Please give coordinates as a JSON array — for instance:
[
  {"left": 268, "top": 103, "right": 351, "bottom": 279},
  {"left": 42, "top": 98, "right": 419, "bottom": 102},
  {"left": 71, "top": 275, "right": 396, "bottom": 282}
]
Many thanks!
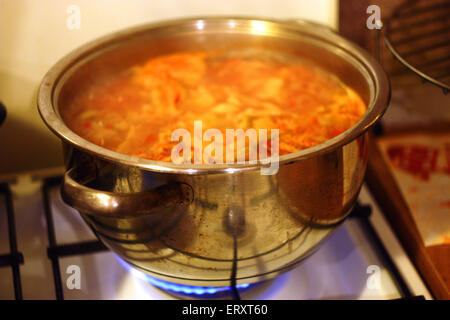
[{"left": 117, "top": 256, "right": 251, "bottom": 296}]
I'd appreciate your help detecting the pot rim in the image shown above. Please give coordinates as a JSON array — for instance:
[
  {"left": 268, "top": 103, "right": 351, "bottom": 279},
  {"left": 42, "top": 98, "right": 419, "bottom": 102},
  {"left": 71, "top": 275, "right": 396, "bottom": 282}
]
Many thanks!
[{"left": 38, "top": 16, "right": 390, "bottom": 175}]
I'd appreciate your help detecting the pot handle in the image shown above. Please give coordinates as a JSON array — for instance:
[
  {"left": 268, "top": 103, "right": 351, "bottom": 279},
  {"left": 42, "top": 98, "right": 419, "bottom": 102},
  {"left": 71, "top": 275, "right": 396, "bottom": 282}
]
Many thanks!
[{"left": 61, "top": 165, "right": 193, "bottom": 217}]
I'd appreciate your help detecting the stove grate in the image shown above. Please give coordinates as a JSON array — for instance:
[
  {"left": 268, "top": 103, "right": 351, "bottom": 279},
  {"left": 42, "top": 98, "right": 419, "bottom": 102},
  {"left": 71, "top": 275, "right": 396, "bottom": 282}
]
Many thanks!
[
  {"left": 349, "top": 203, "right": 415, "bottom": 299},
  {"left": 0, "top": 177, "right": 424, "bottom": 300},
  {"left": 41, "top": 177, "right": 107, "bottom": 300},
  {"left": 0, "top": 183, "right": 24, "bottom": 300}
]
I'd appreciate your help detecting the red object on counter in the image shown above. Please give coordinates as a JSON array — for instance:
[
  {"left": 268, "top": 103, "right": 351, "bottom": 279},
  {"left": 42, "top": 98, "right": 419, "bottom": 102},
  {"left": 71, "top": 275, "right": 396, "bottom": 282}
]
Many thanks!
[{"left": 387, "top": 144, "right": 439, "bottom": 181}]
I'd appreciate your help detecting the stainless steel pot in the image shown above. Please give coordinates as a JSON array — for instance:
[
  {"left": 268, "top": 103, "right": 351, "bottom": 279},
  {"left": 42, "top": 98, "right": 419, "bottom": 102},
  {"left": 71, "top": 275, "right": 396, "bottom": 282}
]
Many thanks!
[{"left": 38, "top": 17, "right": 389, "bottom": 286}]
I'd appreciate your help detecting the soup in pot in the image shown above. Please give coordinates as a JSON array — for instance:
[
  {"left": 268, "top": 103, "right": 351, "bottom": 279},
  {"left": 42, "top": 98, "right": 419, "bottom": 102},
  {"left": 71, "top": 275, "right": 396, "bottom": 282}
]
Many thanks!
[{"left": 61, "top": 51, "right": 366, "bottom": 163}]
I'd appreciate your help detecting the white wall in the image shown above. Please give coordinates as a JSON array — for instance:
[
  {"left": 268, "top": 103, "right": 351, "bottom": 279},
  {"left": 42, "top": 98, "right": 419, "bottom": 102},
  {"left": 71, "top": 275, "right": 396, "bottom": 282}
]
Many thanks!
[{"left": 0, "top": 0, "right": 337, "bottom": 175}]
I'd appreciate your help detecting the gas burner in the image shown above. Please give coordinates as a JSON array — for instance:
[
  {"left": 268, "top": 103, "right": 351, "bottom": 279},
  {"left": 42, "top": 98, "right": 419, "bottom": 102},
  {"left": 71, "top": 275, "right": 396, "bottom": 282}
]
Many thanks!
[{"left": 116, "top": 256, "right": 253, "bottom": 297}]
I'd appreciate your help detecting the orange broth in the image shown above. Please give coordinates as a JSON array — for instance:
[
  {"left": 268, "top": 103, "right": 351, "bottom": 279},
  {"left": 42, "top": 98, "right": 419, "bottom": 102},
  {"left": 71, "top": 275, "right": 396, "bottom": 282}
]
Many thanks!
[{"left": 61, "top": 52, "right": 366, "bottom": 163}]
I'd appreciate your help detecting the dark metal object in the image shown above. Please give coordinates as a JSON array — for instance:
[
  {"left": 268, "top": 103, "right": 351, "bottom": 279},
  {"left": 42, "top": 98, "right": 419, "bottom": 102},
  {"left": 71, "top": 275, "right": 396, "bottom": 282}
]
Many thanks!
[
  {"left": 0, "top": 101, "right": 6, "bottom": 127},
  {"left": 0, "top": 183, "right": 24, "bottom": 300},
  {"left": 47, "top": 240, "right": 107, "bottom": 258},
  {"left": 223, "top": 206, "right": 246, "bottom": 300},
  {"left": 384, "top": 0, "right": 450, "bottom": 93},
  {"left": 230, "top": 236, "right": 241, "bottom": 300},
  {"left": 42, "top": 177, "right": 64, "bottom": 300}
]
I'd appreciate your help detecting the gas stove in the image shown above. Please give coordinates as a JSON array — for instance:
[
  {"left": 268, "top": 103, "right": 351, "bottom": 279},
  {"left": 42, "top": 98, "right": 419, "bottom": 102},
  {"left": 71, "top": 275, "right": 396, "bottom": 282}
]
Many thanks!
[{"left": 0, "top": 171, "right": 431, "bottom": 300}]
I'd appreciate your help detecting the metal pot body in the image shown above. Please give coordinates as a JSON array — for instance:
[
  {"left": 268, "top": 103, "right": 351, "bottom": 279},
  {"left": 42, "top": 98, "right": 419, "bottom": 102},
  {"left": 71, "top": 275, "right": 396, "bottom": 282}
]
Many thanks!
[
  {"left": 63, "top": 134, "right": 367, "bottom": 285},
  {"left": 38, "top": 18, "right": 389, "bottom": 286}
]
